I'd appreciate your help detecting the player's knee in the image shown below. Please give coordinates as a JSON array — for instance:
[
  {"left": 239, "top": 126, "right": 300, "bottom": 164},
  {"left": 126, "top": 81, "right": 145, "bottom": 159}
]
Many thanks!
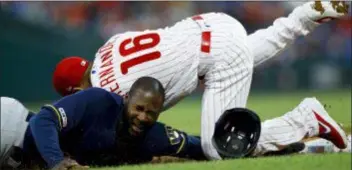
[
  {"left": 0, "top": 97, "right": 27, "bottom": 116},
  {"left": 1, "top": 97, "right": 19, "bottom": 108}
]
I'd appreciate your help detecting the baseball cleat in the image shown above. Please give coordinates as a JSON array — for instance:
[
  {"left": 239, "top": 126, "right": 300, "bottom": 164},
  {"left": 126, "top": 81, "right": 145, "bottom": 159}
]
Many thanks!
[
  {"left": 308, "top": 98, "right": 348, "bottom": 149},
  {"left": 310, "top": 1, "right": 350, "bottom": 23}
]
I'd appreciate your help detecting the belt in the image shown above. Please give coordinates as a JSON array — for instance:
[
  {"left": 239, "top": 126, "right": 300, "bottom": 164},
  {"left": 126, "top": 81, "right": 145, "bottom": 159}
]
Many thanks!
[{"left": 191, "top": 15, "right": 211, "bottom": 54}]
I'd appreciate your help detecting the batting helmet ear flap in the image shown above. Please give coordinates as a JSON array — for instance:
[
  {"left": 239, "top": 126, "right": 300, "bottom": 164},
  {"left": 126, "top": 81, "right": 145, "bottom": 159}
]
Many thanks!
[{"left": 212, "top": 108, "right": 261, "bottom": 159}]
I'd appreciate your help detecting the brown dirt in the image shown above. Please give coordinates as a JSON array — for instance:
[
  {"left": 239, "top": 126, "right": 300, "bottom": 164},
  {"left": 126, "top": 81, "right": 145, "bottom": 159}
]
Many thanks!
[{"left": 150, "top": 156, "right": 191, "bottom": 164}]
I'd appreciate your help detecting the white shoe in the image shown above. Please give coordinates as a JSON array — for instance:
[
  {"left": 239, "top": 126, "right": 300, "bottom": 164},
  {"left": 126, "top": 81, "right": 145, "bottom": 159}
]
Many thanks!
[
  {"left": 306, "top": 97, "right": 348, "bottom": 149},
  {"left": 303, "top": 1, "right": 349, "bottom": 23}
]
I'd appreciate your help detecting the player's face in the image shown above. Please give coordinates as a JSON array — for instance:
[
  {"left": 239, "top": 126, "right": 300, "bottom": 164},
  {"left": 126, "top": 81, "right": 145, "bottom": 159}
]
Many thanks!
[{"left": 125, "top": 90, "right": 164, "bottom": 136}]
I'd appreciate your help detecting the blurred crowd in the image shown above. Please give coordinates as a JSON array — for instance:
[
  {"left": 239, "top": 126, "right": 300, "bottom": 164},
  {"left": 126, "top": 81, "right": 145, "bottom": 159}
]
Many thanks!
[{"left": 1, "top": 1, "right": 351, "bottom": 66}]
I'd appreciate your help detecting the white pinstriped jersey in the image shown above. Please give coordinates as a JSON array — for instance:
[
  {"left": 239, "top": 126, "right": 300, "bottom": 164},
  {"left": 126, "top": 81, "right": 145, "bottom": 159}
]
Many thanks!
[
  {"left": 90, "top": 15, "right": 203, "bottom": 109},
  {"left": 88, "top": 2, "right": 347, "bottom": 160}
]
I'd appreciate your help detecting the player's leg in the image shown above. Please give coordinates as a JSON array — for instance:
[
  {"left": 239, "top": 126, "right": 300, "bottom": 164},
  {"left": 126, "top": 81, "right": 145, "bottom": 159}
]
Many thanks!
[
  {"left": 200, "top": 39, "right": 254, "bottom": 160},
  {"left": 201, "top": 64, "right": 253, "bottom": 160},
  {"left": 249, "top": 2, "right": 318, "bottom": 67},
  {"left": 249, "top": 1, "right": 349, "bottom": 67},
  {"left": 262, "top": 135, "right": 351, "bottom": 156},
  {"left": 0, "top": 97, "right": 30, "bottom": 168},
  {"left": 198, "top": 13, "right": 254, "bottom": 160},
  {"left": 252, "top": 97, "right": 348, "bottom": 156}
]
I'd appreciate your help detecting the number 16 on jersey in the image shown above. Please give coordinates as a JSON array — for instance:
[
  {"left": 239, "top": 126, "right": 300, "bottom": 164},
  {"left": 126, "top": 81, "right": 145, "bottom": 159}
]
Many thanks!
[{"left": 118, "top": 33, "right": 161, "bottom": 75}]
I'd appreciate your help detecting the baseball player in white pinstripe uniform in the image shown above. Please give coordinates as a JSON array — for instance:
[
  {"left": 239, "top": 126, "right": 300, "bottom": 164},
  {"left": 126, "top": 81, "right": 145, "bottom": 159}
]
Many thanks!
[{"left": 52, "top": 1, "right": 350, "bottom": 159}]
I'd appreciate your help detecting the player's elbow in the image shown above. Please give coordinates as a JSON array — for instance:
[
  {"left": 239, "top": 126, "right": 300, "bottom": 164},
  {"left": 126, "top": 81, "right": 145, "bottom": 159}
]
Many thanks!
[
  {"left": 29, "top": 114, "right": 41, "bottom": 128},
  {"left": 29, "top": 114, "right": 46, "bottom": 133},
  {"left": 29, "top": 109, "right": 60, "bottom": 132},
  {"left": 29, "top": 115, "right": 43, "bottom": 138}
]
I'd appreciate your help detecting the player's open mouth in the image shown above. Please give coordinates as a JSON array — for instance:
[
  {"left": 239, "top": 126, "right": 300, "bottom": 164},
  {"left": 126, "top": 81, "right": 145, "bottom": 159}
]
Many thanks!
[{"left": 131, "top": 124, "right": 144, "bottom": 135}]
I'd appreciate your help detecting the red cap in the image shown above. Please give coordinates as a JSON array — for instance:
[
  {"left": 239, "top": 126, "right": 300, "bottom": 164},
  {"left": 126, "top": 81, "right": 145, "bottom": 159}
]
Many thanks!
[{"left": 53, "top": 56, "right": 90, "bottom": 96}]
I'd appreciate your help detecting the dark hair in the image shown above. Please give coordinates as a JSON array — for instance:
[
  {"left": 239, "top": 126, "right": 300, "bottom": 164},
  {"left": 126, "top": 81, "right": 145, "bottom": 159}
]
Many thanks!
[{"left": 129, "top": 77, "right": 165, "bottom": 100}]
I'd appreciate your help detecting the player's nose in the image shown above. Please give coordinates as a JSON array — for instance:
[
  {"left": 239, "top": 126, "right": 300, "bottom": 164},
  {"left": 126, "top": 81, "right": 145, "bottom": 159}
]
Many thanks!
[{"left": 137, "top": 112, "right": 149, "bottom": 123}]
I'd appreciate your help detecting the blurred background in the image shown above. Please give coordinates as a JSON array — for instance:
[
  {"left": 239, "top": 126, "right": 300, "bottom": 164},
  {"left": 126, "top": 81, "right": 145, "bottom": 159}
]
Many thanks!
[{"left": 0, "top": 1, "right": 351, "bottom": 103}]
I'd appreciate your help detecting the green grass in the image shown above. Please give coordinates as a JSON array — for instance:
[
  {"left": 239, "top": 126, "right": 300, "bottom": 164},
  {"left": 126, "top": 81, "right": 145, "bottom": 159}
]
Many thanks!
[
  {"left": 156, "top": 89, "right": 351, "bottom": 135},
  {"left": 95, "top": 153, "right": 351, "bottom": 170},
  {"left": 26, "top": 90, "right": 351, "bottom": 170}
]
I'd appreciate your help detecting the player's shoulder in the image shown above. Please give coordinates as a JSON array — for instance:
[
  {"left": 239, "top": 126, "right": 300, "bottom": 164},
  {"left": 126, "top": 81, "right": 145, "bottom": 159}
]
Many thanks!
[
  {"left": 79, "top": 88, "right": 124, "bottom": 105},
  {"left": 81, "top": 87, "right": 108, "bottom": 95}
]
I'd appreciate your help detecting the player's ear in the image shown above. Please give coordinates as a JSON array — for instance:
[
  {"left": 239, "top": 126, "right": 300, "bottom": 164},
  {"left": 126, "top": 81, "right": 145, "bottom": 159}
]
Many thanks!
[
  {"left": 123, "top": 92, "right": 129, "bottom": 102},
  {"left": 72, "top": 87, "right": 83, "bottom": 94}
]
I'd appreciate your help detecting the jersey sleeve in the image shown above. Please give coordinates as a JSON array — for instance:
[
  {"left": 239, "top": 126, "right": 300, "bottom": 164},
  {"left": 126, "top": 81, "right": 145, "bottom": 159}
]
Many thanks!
[
  {"left": 141, "top": 122, "right": 207, "bottom": 160},
  {"left": 29, "top": 87, "right": 123, "bottom": 168}
]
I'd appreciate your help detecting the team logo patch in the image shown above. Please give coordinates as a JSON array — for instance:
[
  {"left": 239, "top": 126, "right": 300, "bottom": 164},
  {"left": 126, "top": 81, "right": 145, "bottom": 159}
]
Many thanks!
[
  {"left": 58, "top": 107, "right": 68, "bottom": 128},
  {"left": 165, "top": 126, "right": 182, "bottom": 145}
]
